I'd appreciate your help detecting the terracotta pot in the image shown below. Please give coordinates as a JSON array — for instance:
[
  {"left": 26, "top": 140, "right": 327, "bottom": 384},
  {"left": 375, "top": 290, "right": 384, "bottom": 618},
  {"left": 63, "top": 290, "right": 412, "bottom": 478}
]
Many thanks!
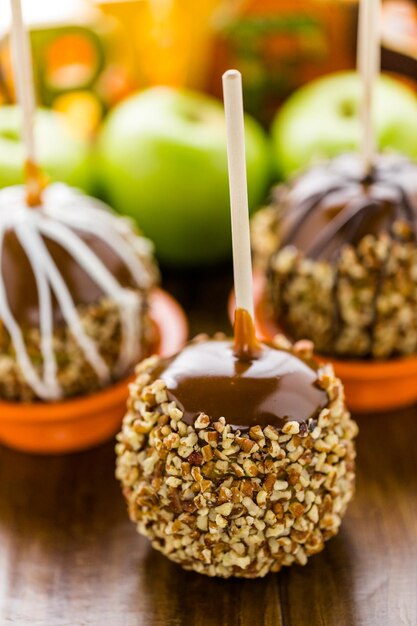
[{"left": 0, "top": 288, "right": 188, "bottom": 454}]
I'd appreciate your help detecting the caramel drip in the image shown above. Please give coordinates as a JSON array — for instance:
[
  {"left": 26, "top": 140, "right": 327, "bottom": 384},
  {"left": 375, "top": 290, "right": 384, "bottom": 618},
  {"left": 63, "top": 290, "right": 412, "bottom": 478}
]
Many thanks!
[
  {"left": 233, "top": 308, "right": 261, "bottom": 360},
  {"left": 152, "top": 339, "right": 328, "bottom": 431},
  {"left": 24, "top": 160, "right": 46, "bottom": 208}
]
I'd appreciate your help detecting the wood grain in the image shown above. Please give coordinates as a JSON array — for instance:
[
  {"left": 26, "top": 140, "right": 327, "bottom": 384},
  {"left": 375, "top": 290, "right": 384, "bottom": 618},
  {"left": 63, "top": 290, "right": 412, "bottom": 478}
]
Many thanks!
[{"left": 0, "top": 266, "right": 416, "bottom": 625}]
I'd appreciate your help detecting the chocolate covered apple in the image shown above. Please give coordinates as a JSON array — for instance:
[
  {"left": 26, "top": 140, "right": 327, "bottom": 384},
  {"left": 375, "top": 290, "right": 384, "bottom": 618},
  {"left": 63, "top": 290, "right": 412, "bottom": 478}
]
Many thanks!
[
  {"left": 0, "top": 182, "right": 158, "bottom": 401},
  {"left": 252, "top": 0, "right": 417, "bottom": 361},
  {"left": 252, "top": 152, "right": 417, "bottom": 359},
  {"left": 1, "top": 0, "right": 159, "bottom": 404}
]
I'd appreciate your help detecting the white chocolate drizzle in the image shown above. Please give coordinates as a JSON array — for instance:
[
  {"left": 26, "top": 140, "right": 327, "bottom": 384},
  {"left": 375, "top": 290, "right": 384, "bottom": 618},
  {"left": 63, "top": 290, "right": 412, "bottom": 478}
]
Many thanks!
[{"left": 0, "top": 183, "right": 155, "bottom": 401}]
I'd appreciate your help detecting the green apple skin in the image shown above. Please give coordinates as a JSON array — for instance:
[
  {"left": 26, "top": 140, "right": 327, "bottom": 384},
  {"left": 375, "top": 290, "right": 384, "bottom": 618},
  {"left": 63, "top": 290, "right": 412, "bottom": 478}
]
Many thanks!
[
  {"left": 272, "top": 71, "right": 417, "bottom": 179},
  {"left": 0, "top": 106, "right": 93, "bottom": 192},
  {"left": 97, "top": 87, "right": 272, "bottom": 266}
]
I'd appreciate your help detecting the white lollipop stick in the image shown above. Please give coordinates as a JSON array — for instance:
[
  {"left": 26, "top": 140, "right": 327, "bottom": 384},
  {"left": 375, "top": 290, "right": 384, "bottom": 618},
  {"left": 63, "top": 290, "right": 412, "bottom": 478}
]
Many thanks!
[
  {"left": 222, "top": 69, "right": 254, "bottom": 319},
  {"left": 357, "top": 0, "right": 381, "bottom": 173},
  {"left": 10, "top": 0, "right": 41, "bottom": 205}
]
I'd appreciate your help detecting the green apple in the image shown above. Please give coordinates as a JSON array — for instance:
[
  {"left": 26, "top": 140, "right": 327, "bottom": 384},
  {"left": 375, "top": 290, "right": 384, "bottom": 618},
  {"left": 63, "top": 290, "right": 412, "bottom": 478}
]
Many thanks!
[
  {"left": 272, "top": 71, "right": 417, "bottom": 178},
  {"left": 97, "top": 87, "right": 272, "bottom": 266},
  {"left": 0, "top": 105, "right": 93, "bottom": 192}
]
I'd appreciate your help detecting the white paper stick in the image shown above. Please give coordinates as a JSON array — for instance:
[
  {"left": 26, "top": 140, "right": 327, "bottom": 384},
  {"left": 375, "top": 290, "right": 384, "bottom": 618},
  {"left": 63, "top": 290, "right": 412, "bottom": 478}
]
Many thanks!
[
  {"left": 357, "top": 0, "right": 381, "bottom": 172},
  {"left": 222, "top": 69, "right": 254, "bottom": 319},
  {"left": 10, "top": 0, "right": 37, "bottom": 168}
]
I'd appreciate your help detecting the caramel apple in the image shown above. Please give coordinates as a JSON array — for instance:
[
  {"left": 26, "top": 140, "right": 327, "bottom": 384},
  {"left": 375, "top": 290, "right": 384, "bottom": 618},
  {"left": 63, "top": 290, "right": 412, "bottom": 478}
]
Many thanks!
[
  {"left": 0, "top": 183, "right": 158, "bottom": 401},
  {"left": 116, "top": 328, "right": 357, "bottom": 578},
  {"left": 252, "top": 153, "right": 417, "bottom": 359}
]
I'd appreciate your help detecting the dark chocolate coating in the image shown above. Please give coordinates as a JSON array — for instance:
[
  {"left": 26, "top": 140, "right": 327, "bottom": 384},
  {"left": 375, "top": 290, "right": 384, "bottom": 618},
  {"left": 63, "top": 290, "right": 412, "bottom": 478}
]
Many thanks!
[
  {"left": 2, "top": 227, "right": 136, "bottom": 327},
  {"left": 152, "top": 339, "right": 328, "bottom": 431},
  {"left": 277, "top": 153, "right": 417, "bottom": 260}
]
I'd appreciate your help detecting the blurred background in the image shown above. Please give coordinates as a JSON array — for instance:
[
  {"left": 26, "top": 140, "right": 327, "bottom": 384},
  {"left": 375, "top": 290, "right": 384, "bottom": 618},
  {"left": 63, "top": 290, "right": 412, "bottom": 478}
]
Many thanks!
[
  {"left": 1, "top": 0, "right": 415, "bottom": 125},
  {"left": 0, "top": 0, "right": 416, "bottom": 269},
  {"left": 1, "top": 0, "right": 415, "bottom": 122}
]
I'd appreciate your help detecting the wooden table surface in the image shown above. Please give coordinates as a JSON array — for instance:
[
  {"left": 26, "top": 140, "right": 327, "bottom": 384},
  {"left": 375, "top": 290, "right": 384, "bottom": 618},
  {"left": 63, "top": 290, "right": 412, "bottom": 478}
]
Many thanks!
[{"left": 0, "top": 266, "right": 416, "bottom": 626}]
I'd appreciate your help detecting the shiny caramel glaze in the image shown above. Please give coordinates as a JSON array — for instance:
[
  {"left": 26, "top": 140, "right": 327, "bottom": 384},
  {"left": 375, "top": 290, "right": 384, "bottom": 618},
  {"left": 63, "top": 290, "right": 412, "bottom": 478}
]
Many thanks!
[
  {"left": 277, "top": 153, "right": 417, "bottom": 260},
  {"left": 24, "top": 160, "right": 46, "bottom": 208},
  {"left": 233, "top": 308, "right": 261, "bottom": 360},
  {"left": 152, "top": 339, "right": 328, "bottom": 431}
]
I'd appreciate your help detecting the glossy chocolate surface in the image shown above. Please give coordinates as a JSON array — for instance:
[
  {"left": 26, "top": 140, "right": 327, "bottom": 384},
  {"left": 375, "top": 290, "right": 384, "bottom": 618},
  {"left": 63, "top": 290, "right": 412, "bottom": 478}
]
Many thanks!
[
  {"left": 2, "top": 227, "right": 135, "bottom": 327},
  {"left": 277, "top": 153, "right": 417, "bottom": 261},
  {"left": 153, "top": 339, "right": 328, "bottom": 430}
]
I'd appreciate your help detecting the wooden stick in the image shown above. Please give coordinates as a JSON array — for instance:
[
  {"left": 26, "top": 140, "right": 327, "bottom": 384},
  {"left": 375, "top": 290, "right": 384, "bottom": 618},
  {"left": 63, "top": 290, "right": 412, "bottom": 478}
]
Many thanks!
[
  {"left": 357, "top": 0, "right": 381, "bottom": 173},
  {"left": 10, "top": 0, "right": 42, "bottom": 206},
  {"left": 222, "top": 69, "right": 254, "bottom": 319}
]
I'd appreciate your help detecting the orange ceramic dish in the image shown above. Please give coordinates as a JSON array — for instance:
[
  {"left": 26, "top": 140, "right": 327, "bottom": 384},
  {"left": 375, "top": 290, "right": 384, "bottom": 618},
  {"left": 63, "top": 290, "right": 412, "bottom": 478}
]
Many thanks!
[
  {"left": 0, "top": 288, "right": 188, "bottom": 454},
  {"left": 228, "top": 272, "right": 417, "bottom": 413}
]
